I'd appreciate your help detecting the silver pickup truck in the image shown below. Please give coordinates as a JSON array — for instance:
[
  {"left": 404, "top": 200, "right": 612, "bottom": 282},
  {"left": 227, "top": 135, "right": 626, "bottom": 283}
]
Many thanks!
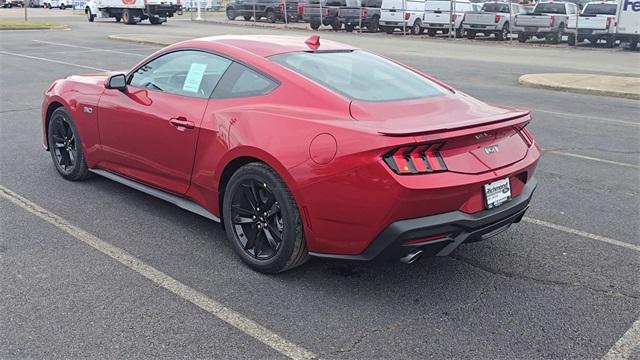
[
  {"left": 566, "top": 1, "right": 618, "bottom": 47},
  {"left": 462, "top": 2, "right": 528, "bottom": 40},
  {"left": 338, "top": 0, "right": 382, "bottom": 32},
  {"left": 513, "top": 1, "right": 579, "bottom": 43}
]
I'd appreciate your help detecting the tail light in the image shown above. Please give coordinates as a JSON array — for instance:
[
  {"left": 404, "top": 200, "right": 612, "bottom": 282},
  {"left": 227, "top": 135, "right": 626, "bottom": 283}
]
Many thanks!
[
  {"left": 494, "top": 14, "right": 500, "bottom": 23},
  {"left": 383, "top": 143, "right": 448, "bottom": 175},
  {"left": 361, "top": 7, "right": 367, "bottom": 17},
  {"left": 451, "top": 14, "right": 457, "bottom": 22},
  {"left": 606, "top": 16, "right": 613, "bottom": 29},
  {"left": 517, "top": 126, "right": 534, "bottom": 147},
  {"left": 549, "top": 15, "right": 555, "bottom": 26},
  {"left": 336, "top": 8, "right": 340, "bottom": 16},
  {"left": 324, "top": 7, "right": 330, "bottom": 16},
  {"left": 297, "top": 3, "right": 303, "bottom": 15},
  {"left": 278, "top": 3, "right": 284, "bottom": 12},
  {"left": 404, "top": 11, "right": 410, "bottom": 20}
]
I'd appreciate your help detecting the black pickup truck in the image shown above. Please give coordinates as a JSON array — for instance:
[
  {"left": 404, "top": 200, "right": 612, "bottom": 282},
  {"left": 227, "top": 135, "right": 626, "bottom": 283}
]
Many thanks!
[
  {"left": 337, "top": 0, "right": 381, "bottom": 32},
  {"left": 303, "top": 0, "right": 344, "bottom": 30},
  {"left": 226, "top": 0, "right": 299, "bottom": 23}
]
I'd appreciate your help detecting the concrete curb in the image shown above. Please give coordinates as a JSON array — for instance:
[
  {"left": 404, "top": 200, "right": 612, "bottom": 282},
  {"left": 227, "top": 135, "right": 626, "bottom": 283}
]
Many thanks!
[
  {"left": 518, "top": 73, "right": 640, "bottom": 100},
  {"left": 107, "top": 34, "right": 189, "bottom": 46}
]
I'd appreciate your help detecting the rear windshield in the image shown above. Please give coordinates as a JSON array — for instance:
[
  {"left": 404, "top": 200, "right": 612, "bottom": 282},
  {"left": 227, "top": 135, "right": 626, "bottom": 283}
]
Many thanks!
[
  {"left": 270, "top": 51, "right": 448, "bottom": 102},
  {"left": 426, "top": 0, "right": 452, "bottom": 11},
  {"left": 582, "top": 3, "right": 616, "bottom": 15},
  {"left": 534, "top": 3, "right": 566, "bottom": 14},
  {"left": 482, "top": 3, "right": 509, "bottom": 12}
]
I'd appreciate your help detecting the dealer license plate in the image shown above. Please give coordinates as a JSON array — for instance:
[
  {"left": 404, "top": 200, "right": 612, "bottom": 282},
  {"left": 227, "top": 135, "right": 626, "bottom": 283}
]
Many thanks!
[
  {"left": 484, "top": 178, "right": 512, "bottom": 209},
  {"left": 525, "top": 26, "right": 537, "bottom": 32}
]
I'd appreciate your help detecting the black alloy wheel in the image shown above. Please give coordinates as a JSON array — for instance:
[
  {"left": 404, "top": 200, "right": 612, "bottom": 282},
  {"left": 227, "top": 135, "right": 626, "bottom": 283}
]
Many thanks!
[
  {"left": 223, "top": 163, "right": 308, "bottom": 273},
  {"left": 47, "top": 108, "right": 90, "bottom": 181}
]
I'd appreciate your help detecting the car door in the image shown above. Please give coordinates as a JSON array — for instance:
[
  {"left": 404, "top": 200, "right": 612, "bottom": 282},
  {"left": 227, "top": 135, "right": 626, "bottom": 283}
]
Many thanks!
[{"left": 97, "top": 50, "right": 232, "bottom": 195}]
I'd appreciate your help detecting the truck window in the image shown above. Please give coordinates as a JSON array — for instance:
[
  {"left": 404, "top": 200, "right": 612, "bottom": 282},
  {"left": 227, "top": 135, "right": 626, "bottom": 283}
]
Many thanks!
[
  {"left": 482, "top": 3, "right": 509, "bottom": 12},
  {"left": 534, "top": 2, "right": 567, "bottom": 14},
  {"left": 582, "top": 3, "right": 616, "bottom": 15}
]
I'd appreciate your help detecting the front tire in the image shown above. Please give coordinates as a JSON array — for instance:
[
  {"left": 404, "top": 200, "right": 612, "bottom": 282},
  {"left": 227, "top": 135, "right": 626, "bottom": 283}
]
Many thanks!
[
  {"left": 410, "top": 20, "right": 422, "bottom": 35},
  {"left": 223, "top": 163, "right": 309, "bottom": 273},
  {"left": 310, "top": 19, "right": 320, "bottom": 30},
  {"left": 226, "top": 7, "right": 236, "bottom": 20},
  {"left": 47, "top": 108, "right": 90, "bottom": 181},
  {"left": 122, "top": 8, "right": 135, "bottom": 24},
  {"left": 86, "top": 8, "right": 95, "bottom": 22}
]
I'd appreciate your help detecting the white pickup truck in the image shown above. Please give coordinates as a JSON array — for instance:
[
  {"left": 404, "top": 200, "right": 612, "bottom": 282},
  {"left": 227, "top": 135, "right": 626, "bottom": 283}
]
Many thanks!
[
  {"left": 462, "top": 2, "right": 529, "bottom": 40},
  {"left": 85, "top": 0, "right": 181, "bottom": 24},
  {"left": 513, "top": 1, "right": 579, "bottom": 43},
  {"left": 43, "top": 0, "right": 70, "bottom": 8},
  {"left": 616, "top": 0, "right": 640, "bottom": 49},
  {"left": 565, "top": 1, "right": 617, "bottom": 47}
]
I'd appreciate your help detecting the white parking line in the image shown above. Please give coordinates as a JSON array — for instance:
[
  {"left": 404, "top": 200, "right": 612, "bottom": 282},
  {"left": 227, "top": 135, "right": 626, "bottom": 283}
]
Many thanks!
[
  {"left": 536, "top": 109, "right": 640, "bottom": 127},
  {"left": 523, "top": 217, "right": 640, "bottom": 253},
  {"left": 546, "top": 151, "right": 640, "bottom": 170},
  {"left": 603, "top": 318, "right": 640, "bottom": 360},
  {"left": 0, "top": 51, "right": 108, "bottom": 71},
  {"left": 32, "top": 39, "right": 150, "bottom": 57},
  {"left": 0, "top": 185, "right": 317, "bottom": 360}
]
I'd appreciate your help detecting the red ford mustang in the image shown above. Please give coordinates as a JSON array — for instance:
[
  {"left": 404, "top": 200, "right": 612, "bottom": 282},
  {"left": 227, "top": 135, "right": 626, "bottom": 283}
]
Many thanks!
[{"left": 42, "top": 35, "right": 540, "bottom": 273}]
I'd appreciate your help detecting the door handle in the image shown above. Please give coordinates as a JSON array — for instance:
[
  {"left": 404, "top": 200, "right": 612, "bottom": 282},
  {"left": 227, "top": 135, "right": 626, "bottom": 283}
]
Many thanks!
[{"left": 169, "top": 117, "right": 195, "bottom": 130}]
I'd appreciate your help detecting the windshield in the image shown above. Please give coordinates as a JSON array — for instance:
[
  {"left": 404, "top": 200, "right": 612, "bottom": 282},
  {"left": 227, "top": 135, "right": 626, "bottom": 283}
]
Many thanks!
[
  {"left": 582, "top": 3, "right": 616, "bottom": 15},
  {"left": 482, "top": 3, "right": 509, "bottom": 12},
  {"left": 534, "top": 3, "right": 566, "bottom": 13},
  {"left": 270, "top": 51, "right": 449, "bottom": 102}
]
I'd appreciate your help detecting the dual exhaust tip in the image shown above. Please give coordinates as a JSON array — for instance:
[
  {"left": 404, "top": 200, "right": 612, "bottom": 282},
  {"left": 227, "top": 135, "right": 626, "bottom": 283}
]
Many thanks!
[{"left": 400, "top": 249, "right": 424, "bottom": 264}]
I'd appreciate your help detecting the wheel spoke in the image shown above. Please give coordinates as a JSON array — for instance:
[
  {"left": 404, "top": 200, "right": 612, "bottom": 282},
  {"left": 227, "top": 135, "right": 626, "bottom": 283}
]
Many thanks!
[
  {"left": 68, "top": 150, "right": 75, "bottom": 164},
  {"left": 231, "top": 204, "right": 253, "bottom": 216},
  {"left": 266, "top": 202, "right": 280, "bottom": 218},
  {"left": 233, "top": 215, "right": 254, "bottom": 224},
  {"left": 263, "top": 226, "right": 280, "bottom": 250},
  {"left": 52, "top": 134, "right": 65, "bottom": 143},
  {"left": 241, "top": 183, "right": 258, "bottom": 210},
  {"left": 253, "top": 230, "right": 264, "bottom": 258},
  {"left": 59, "top": 150, "right": 71, "bottom": 167},
  {"left": 243, "top": 223, "right": 258, "bottom": 251}
]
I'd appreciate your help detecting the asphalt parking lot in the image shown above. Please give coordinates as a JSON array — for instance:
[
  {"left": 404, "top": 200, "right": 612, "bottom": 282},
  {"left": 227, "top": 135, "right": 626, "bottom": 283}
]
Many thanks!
[{"left": 1, "top": 9, "right": 639, "bottom": 359}]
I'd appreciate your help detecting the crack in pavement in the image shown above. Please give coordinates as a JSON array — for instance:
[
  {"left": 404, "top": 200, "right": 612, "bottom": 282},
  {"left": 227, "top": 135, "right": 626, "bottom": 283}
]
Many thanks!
[{"left": 450, "top": 255, "right": 640, "bottom": 301}]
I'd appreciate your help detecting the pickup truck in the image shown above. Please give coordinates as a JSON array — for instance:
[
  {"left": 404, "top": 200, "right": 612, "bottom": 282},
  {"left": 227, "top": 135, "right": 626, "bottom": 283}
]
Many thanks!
[
  {"left": 513, "top": 1, "right": 579, "bottom": 43},
  {"left": 303, "top": 0, "right": 343, "bottom": 30},
  {"left": 226, "top": 0, "right": 299, "bottom": 23},
  {"left": 338, "top": 0, "right": 381, "bottom": 32},
  {"left": 463, "top": 2, "right": 529, "bottom": 40},
  {"left": 565, "top": 1, "right": 617, "bottom": 47}
]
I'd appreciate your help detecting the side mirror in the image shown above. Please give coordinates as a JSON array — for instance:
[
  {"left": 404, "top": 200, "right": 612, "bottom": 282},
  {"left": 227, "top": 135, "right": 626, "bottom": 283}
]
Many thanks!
[{"left": 105, "top": 74, "right": 127, "bottom": 91}]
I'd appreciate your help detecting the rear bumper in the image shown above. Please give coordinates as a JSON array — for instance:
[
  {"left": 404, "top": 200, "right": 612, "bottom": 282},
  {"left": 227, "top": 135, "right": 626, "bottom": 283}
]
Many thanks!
[
  {"left": 310, "top": 177, "right": 537, "bottom": 261},
  {"left": 463, "top": 24, "right": 499, "bottom": 31}
]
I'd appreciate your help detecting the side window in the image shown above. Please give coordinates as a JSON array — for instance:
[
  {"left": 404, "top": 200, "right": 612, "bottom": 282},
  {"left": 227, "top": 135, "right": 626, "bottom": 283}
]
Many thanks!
[
  {"left": 129, "top": 50, "right": 232, "bottom": 99},
  {"left": 213, "top": 62, "right": 278, "bottom": 99}
]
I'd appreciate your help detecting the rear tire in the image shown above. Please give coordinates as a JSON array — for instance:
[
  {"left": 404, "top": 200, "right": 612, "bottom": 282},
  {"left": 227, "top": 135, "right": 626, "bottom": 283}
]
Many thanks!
[
  {"left": 310, "top": 19, "right": 320, "bottom": 30},
  {"left": 149, "top": 16, "right": 162, "bottom": 24},
  {"left": 226, "top": 7, "right": 236, "bottom": 20},
  {"left": 366, "top": 16, "right": 379, "bottom": 32},
  {"left": 331, "top": 19, "right": 341, "bottom": 31},
  {"left": 222, "top": 163, "right": 309, "bottom": 274},
  {"left": 86, "top": 8, "right": 95, "bottom": 22},
  {"left": 344, "top": 23, "right": 354, "bottom": 32},
  {"left": 466, "top": 30, "right": 475, "bottom": 39},
  {"left": 410, "top": 19, "right": 422, "bottom": 35},
  {"left": 381, "top": 25, "right": 393, "bottom": 34},
  {"left": 604, "top": 34, "right": 615, "bottom": 48},
  {"left": 122, "top": 8, "right": 135, "bottom": 24},
  {"left": 427, "top": 28, "right": 436, "bottom": 36},
  {"left": 517, "top": 33, "right": 528, "bottom": 43},
  {"left": 546, "top": 27, "right": 561, "bottom": 44},
  {"left": 47, "top": 108, "right": 91, "bottom": 181},
  {"left": 496, "top": 23, "right": 508, "bottom": 41},
  {"left": 243, "top": 15, "right": 252, "bottom": 21},
  {"left": 266, "top": 9, "right": 276, "bottom": 23}
]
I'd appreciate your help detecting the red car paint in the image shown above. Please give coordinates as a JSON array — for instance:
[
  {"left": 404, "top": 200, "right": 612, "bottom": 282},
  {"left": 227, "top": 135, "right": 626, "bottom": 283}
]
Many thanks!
[{"left": 42, "top": 35, "right": 540, "bottom": 257}]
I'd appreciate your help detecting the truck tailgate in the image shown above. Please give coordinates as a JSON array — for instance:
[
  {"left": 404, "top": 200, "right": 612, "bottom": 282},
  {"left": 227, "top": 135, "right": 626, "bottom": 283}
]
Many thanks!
[
  {"left": 577, "top": 15, "right": 608, "bottom": 30},
  {"left": 464, "top": 12, "right": 497, "bottom": 26},
  {"left": 515, "top": 14, "right": 551, "bottom": 27}
]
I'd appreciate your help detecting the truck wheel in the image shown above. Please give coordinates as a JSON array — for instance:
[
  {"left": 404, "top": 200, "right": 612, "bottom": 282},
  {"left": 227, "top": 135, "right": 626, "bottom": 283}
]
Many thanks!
[
  {"left": 226, "top": 7, "right": 236, "bottom": 20},
  {"left": 466, "top": 30, "right": 475, "bottom": 40},
  {"left": 243, "top": 15, "right": 251, "bottom": 21},
  {"left": 86, "top": 8, "right": 95, "bottom": 22},
  {"left": 380, "top": 26, "right": 393, "bottom": 34},
  {"left": 149, "top": 16, "right": 162, "bottom": 24},
  {"left": 122, "top": 8, "right": 135, "bottom": 24},
  {"left": 517, "top": 33, "right": 527, "bottom": 43},
  {"left": 567, "top": 34, "right": 576, "bottom": 46},
  {"left": 546, "top": 28, "right": 561, "bottom": 44},
  {"left": 629, "top": 40, "right": 638, "bottom": 50},
  {"left": 59, "top": 3, "right": 64, "bottom": 9},
  {"left": 114, "top": 15, "right": 121, "bottom": 22},
  {"left": 604, "top": 35, "right": 615, "bottom": 48},
  {"left": 331, "top": 19, "right": 341, "bottom": 31},
  {"left": 496, "top": 23, "right": 509, "bottom": 41},
  {"left": 344, "top": 23, "right": 354, "bottom": 32},
  {"left": 266, "top": 9, "right": 276, "bottom": 23},
  {"left": 427, "top": 28, "right": 436, "bottom": 37},
  {"left": 366, "top": 16, "right": 379, "bottom": 32},
  {"left": 310, "top": 19, "right": 320, "bottom": 30},
  {"left": 410, "top": 19, "right": 422, "bottom": 35}
]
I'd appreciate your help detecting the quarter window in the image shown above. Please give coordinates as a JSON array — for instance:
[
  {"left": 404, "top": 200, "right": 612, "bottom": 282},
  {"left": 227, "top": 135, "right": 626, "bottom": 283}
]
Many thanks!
[
  {"left": 213, "top": 62, "right": 278, "bottom": 99},
  {"left": 129, "top": 50, "right": 232, "bottom": 99}
]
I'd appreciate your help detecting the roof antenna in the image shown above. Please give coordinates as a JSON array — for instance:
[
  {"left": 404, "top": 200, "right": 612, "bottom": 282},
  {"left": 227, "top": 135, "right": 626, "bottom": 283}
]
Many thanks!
[{"left": 305, "top": 35, "right": 320, "bottom": 51}]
